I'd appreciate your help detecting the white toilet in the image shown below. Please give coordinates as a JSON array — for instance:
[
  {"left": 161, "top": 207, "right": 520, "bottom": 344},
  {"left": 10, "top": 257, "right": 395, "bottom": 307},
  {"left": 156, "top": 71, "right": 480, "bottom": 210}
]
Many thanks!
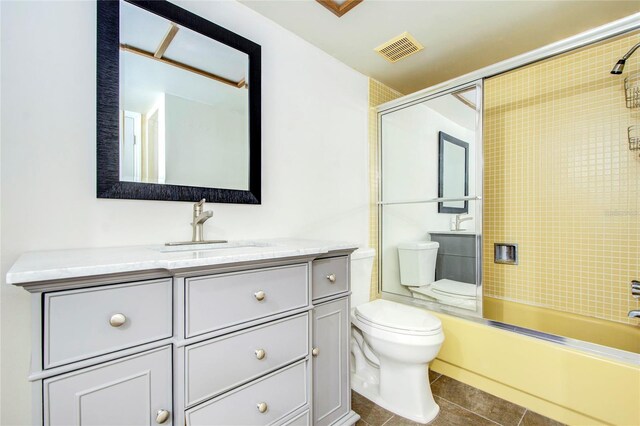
[
  {"left": 398, "top": 241, "right": 477, "bottom": 310},
  {"left": 350, "top": 248, "right": 444, "bottom": 424}
]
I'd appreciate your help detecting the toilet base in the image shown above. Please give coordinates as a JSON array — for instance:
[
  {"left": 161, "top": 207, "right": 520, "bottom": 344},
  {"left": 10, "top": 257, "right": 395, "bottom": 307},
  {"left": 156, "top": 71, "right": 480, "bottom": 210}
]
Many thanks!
[{"left": 351, "top": 375, "right": 440, "bottom": 424}]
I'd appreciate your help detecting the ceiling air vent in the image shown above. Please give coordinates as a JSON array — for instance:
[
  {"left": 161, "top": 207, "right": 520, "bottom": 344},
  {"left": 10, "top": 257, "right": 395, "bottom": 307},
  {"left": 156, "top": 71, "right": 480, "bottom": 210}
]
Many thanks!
[{"left": 375, "top": 32, "right": 424, "bottom": 63}]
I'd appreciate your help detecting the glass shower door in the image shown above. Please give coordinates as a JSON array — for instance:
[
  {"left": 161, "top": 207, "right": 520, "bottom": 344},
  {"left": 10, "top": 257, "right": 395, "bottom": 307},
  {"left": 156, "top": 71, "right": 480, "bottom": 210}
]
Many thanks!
[{"left": 378, "top": 81, "right": 483, "bottom": 317}]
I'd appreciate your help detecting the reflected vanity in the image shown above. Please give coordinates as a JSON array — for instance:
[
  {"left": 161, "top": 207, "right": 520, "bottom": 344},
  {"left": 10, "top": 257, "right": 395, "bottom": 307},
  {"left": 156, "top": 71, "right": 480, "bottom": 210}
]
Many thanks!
[
  {"left": 379, "top": 82, "right": 482, "bottom": 316},
  {"left": 97, "top": 0, "right": 261, "bottom": 203}
]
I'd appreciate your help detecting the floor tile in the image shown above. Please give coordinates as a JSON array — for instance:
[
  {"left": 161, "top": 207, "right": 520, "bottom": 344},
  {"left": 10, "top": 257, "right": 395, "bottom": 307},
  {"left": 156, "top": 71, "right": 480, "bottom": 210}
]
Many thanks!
[
  {"left": 428, "top": 397, "right": 497, "bottom": 426},
  {"left": 355, "top": 396, "right": 496, "bottom": 426},
  {"left": 382, "top": 414, "right": 425, "bottom": 426},
  {"left": 520, "top": 410, "right": 566, "bottom": 426},
  {"left": 352, "top": 391, "right": 395, "bottom": 426},
  {"left": 356, "top": 419, "right": 371, "bottom": 426},
  {"left": 431, "top": 376, "right": 525, "bottom": 426}
]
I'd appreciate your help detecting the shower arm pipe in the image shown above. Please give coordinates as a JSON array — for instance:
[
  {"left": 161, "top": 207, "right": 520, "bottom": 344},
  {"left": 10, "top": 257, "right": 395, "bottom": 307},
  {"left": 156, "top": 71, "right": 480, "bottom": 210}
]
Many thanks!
[
  {"left": 621, "top": 42, "right": 640, "bottom": 60},
  {"left": 378, "top": 195, "right": 482, "bottom": 206}
]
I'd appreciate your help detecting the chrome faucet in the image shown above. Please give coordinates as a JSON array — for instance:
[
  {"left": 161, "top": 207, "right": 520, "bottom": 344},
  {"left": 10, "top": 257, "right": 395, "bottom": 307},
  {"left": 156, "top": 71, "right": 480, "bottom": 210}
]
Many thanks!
[
  {"left": 452, "top": 214, "right": 473, "bottom": 231},
  {"left": 628, "top": 310, "right": 640, "bottom": 319},
  {"left": 191, "top": 199, "right": 213, "bottom": 243}
]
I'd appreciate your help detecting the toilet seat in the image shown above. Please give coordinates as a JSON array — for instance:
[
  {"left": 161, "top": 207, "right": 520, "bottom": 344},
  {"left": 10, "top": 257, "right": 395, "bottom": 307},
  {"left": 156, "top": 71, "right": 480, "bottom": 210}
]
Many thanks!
[{"left": 355, "top": 299, "right": 442, "bottom": 336}]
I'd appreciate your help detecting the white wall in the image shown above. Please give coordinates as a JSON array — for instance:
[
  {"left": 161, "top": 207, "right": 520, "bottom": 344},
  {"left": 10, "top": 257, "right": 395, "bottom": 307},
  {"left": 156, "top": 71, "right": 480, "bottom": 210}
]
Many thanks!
[
  {"left": 380, "top": 102, "right": 477, "bottom": 296},
  {"left": 0, "top": 1, "right": 368, "bottom": 423},
  {"left": 164, "top": 93, "right": 249, "bottom": 190}
]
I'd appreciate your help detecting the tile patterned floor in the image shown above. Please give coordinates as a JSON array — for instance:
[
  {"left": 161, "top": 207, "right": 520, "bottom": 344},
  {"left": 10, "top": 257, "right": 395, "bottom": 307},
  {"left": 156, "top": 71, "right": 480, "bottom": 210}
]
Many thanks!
[{"left": 352, "top": 371, "right": 565, "bottom": 426}]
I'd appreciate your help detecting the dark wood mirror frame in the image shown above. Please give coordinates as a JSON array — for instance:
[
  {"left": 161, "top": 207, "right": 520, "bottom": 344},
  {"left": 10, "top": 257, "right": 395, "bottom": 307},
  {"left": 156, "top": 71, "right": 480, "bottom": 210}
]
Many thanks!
[
  {"left": 438, "top": 131, "right": 469, "bottom": 214},
  {"left": 97, "top": 0, "right": 261, "bottom": 203}
]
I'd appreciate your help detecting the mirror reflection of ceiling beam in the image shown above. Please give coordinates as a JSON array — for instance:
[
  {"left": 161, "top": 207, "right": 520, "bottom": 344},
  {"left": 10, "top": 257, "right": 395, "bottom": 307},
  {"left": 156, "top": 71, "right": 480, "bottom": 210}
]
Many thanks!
[
  {"left": 316, "top": 0, "right": 363, "bottom": 17},
  {"left": 154, "top": 23, "right": 179, "bottom": 59},
  {"left": 452, "top": 88, "right": 476, "bottom": 110},
  {"left": 120, "top": 44, "right": 247, "bottom": 89}
]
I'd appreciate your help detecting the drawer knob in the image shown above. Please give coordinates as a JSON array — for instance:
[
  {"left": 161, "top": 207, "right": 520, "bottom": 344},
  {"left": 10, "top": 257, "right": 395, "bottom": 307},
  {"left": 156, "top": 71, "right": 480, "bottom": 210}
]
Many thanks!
[
  {"left": 312, "top": 347, "right": 320, "bottom": 357},
  {"left": 254, "top": 290, "right": 266, "bottom": 301},
  {"left": 109, "top": 313, "right": 127, "bottom": 327},
  {"left": 255, "top": 349, "right": 266, "bottom": 360},
  {"left": 155, "top": 409, "right": 170, "bottom": 424},
  {"left": 257, "top": 402, "right": 268, "bottom": 413},
  {"left": 326, "top": 274, "right": 337, "bottom": 283}
]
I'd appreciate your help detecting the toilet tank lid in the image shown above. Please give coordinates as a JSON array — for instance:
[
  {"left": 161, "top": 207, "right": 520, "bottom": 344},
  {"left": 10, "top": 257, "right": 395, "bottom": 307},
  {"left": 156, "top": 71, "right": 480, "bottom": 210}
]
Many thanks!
[
  {"left": 355, "top": 299, "right": 442, "bottom": 333},
  {"left": 398, "top": 241, "right": 439, "bottom": 250}
]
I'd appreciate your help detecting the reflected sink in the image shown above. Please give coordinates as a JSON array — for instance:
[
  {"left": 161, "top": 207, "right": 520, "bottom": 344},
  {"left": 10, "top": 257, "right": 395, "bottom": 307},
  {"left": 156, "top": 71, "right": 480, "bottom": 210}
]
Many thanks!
[{"left": 157, "top": 241, "right": 268, "bottom": 253}]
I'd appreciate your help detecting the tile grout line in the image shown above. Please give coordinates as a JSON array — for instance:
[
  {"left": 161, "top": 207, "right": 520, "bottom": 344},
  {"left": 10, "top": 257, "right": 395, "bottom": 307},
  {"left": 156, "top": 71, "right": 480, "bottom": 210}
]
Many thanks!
[
  {"left": 381, "top": 415, "right": 395, "bottom": 426},
  {"left": 517, "top": 409, "right": 527, "bottom": 426},
  {"left": 430, "top": 373, "right": 442, "bottom": 384},
  {"left": 435, "top": 396, "right": 503, "bottom": 426}
]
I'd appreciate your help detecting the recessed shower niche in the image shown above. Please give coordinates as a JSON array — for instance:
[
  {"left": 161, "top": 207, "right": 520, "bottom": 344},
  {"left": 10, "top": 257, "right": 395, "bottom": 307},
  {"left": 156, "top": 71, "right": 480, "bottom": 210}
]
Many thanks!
[{"left": 378, "top": 82, "right": 483, "bottom": 317}]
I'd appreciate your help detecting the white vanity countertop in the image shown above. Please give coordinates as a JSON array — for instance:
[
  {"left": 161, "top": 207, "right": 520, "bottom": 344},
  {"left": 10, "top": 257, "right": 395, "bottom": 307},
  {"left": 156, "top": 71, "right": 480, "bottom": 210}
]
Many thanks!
[{"left": 6, "top": 239, "right": 359, "bottom": 285}]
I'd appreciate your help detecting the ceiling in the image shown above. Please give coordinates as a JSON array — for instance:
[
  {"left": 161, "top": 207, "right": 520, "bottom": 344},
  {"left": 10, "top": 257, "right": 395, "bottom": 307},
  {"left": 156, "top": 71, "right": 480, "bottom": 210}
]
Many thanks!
[{"left": 239, "top": 0, "right": 640, "bottom": 94}]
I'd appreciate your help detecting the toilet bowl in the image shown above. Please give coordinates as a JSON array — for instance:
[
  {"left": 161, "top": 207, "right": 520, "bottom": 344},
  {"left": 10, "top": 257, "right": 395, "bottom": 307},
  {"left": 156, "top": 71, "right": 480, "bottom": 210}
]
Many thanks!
[
  {"left": 350, "top": 249, "right": 444, "bottom": 424},
  {"left": 398, "top": 241, "right": 477, "bottom": 310}
]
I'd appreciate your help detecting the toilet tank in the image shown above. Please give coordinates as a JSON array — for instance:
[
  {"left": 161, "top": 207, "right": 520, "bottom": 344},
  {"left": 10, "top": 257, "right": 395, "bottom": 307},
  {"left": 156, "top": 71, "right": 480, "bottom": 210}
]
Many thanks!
[
  {"left": 350, "top": 248, "right": 375, "bottom": 308},
  {"left": 398, "top": 241, "right": 439, "bottom": 286}
]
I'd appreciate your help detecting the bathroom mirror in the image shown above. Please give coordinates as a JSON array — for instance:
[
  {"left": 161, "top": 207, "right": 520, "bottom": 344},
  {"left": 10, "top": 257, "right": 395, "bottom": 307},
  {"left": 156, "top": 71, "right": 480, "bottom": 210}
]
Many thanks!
[
  {"left": 97, "top": 0, "right": 261, "bottom": 203},
  {"left": 379, "top": 81, "right": 482, "bottom": 317},
  {"left": 438, "top": 131, "right": 469, "bottom": 213}
]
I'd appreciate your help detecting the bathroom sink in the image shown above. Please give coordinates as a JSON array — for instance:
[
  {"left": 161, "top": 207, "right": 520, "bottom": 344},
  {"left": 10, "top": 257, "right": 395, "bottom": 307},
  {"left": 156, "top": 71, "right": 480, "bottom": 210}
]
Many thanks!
[{"left": 157, "top": 241, "right": 267, "bottom": 253}]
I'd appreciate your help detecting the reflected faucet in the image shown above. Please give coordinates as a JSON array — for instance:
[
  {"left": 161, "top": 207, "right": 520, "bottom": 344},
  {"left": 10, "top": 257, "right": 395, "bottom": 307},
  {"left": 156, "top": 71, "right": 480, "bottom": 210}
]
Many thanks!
[
  {"left": 628, "top": 310, "right": 640, "bottom": 319},
  {"left": 191, "top": 199, "right": 213, "bottom": 243},
  {"left": 452, "top": 214, "right": 473, "bottom": 231}
]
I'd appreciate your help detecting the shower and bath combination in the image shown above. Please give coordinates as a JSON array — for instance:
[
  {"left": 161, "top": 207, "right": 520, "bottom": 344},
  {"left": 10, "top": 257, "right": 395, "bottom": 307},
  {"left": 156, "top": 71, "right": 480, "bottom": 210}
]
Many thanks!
[{"left": 613, "top": 45, "right": 640, "bottom": 317}]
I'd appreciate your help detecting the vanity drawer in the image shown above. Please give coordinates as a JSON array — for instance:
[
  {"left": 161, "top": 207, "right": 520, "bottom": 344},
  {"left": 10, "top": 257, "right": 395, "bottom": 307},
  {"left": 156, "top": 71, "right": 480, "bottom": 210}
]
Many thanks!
[
  {"left": 44, "top": 279, "right": 172, "bottom": 369},
  {"left": 185, "top": 264, "right": 308, "bottom": 337},
  {"left": 185, "top": 313, "right": 309, "bottom": 407},
  {"left": 312, "top": 256, "right": 349, "bottom": 300},
  {"left": 185, "top": 360, "right": 308, "bottom": 426}
]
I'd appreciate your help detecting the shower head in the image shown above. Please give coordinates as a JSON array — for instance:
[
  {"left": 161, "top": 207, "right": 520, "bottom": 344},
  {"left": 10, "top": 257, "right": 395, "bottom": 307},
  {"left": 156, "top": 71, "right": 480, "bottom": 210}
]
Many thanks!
[
  {"left": 611, "top": 59, "right": 625, "bottom": 74},
  {"left": 611, "top": 42, "right": 640, "bottom": 75}
]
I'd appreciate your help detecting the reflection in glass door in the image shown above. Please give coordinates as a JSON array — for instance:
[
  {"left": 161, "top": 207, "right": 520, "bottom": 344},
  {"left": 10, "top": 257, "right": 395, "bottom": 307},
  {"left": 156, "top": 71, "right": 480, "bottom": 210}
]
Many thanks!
[{"left": 378, "top": 81, "right": 483, "bottom": 317}]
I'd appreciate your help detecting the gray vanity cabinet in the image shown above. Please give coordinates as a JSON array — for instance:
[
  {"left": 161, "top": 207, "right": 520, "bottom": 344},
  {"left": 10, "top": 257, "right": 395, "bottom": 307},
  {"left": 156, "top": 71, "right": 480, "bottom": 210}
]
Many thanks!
[
  {"left": 311, "top": 255, "right": 356, "bottom": 426},
  {"left": 12, "top": 243, "right": 359, "bottom": 426}
]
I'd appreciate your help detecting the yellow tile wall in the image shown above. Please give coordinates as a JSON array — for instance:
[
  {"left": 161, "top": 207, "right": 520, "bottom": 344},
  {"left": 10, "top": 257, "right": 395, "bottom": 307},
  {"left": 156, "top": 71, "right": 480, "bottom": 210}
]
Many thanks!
[
  {"left": 483, "top": 31, "right": 640, "bottom": 325},
  {"left": 368, "top": 79, "right": 403, "bottom": 300}
]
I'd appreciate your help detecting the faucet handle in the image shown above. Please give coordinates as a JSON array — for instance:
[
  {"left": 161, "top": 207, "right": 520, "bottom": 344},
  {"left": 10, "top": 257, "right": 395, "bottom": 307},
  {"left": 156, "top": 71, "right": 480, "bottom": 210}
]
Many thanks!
[{"left": 195, "top": 198, "right": 206, "bottom": 207}]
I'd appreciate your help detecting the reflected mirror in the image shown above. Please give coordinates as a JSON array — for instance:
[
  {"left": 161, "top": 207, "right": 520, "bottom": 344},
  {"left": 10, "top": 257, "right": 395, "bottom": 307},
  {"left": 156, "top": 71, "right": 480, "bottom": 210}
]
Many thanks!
[
  {"left": 97, "top": 0, "right": 261, "bottom": 203},
  {"left": 438, "top": 131, "right": 469, "bottom": 213},
  {"left": 379, "top": 82, "right": 482, "bottom": 316}
]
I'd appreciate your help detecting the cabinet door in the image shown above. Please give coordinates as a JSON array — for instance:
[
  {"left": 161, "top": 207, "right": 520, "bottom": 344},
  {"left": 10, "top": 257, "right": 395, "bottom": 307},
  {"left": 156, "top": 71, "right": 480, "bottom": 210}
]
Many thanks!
[
  {"left": 312, "top": 297, "right": 349, "bottom": 426},
  {"left": 44, "top": 347, "right": 172, "bottom": 426}
]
